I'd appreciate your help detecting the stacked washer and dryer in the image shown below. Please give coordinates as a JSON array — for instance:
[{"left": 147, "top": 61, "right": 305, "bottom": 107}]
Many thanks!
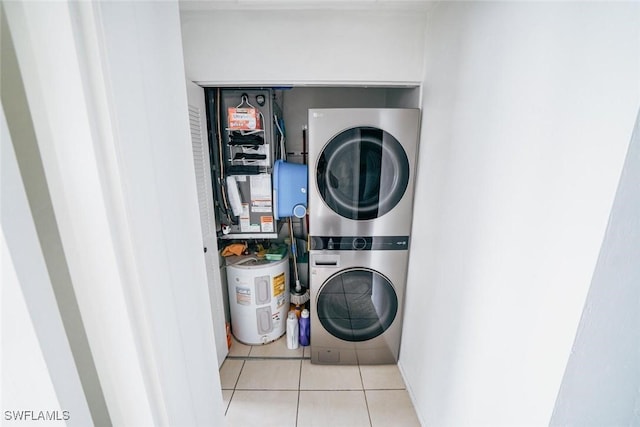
[{"left": 307, "top": 109, "right": 420, "bottom": 365}]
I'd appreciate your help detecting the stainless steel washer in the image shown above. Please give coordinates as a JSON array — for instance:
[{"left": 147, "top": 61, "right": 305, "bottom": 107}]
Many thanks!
[
  {"left": 308, "top": 108, "right": 420, "bottom": 237},
  {"left": 309, "top": 237, "right": 409, "bottom": 365}
]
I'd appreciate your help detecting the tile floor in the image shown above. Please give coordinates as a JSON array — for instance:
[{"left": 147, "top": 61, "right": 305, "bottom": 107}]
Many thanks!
[{"left": 220, "top": 336, "right": 421, "bottom": 427}]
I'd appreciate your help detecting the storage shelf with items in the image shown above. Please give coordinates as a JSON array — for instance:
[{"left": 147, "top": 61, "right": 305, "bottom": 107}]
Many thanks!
[
  {"left": 206, "top": 88, "right": 280, "bottom": 240},
  {"left": 225, "top": 96, "right": 271, "bottom": 168}
]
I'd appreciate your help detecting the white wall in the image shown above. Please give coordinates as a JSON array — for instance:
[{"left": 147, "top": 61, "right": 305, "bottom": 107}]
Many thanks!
[
  {"left": 1, "top": 6, "right": 109, "bottom": 422},
  {"left": 3, "top": 2, "right": 157, "bottom": 424},
  {"left": 1, "top": 104, "right": 93, "bottom": 426},
  {"left": 180, "top": 8, "right": 427, "bottom": 85},
  {"left": 551, "top": 110, "right": 640, "bottom": 426},
  {"left": 4, "top": 1, "right": 225, "bottom": 425},
  {"left": 401, "top": 2, "right": 640, "bottom": 426},
  {"left": 95, "top": 2, "right": 225, "bottom": 424},
  {"left": 2, "top": 234, "right": 65, "bottom": 425}
]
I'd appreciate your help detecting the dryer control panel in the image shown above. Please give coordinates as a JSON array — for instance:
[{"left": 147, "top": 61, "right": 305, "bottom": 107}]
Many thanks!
[{"left": 310, "top": 236, "right": 409, "bottom": 251}]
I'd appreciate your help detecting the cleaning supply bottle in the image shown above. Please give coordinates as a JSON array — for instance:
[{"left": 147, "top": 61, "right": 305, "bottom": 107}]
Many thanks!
[
  {"left": 299, "top": 309, "right": 310, "bottom": 347},
  {"left": 286, "top": 311, "right": 299, "bottom": 349}
]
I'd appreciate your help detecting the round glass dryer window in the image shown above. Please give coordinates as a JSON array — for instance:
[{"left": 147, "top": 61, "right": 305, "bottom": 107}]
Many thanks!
[
  {"left": 317, "top": 127, "right": 410, "bottom": 220},
  {"left": 317, "top": 268, "right": 398, "bottom": 342}
]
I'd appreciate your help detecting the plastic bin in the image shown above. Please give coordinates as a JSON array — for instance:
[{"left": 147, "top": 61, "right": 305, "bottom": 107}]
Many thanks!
[{"left": 273, "top": 160, "right": 308, "bottom": 219}]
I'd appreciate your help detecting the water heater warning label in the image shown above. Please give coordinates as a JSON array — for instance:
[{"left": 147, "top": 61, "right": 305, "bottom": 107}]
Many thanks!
[
  {"left": 235, "top": 286, "right": 251, "bottom": 305},
  {"left": 272, "top": 273, "right": 285, "bottom": 296},
  {"left": 273, "top": 273, "right": 286, "bottom": 308},
  {"left": 261, "top": 216, "right": 274, "bottom": 232}
]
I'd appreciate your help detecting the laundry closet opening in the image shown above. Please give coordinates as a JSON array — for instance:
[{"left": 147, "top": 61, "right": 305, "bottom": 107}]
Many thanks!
[
  {"left": 178, "top": 0, "right": 430, "bottom": 372},
  {"left": 189, "top": 84, "right": 421, "bottom": 365}
]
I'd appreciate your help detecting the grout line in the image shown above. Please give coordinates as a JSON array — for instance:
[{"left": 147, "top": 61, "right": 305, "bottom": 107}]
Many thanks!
[
  {"left": 232, "top": 388, "right": 301, "bottom": 391},
  {"left": 233, "top": 360, "right": 245, "bottom": 390},
  {"left": 224, "top": 389, "right": 234, "bottom": 417},
  {"left": 359, "top": 364, "right": 374, "bottom": 427},
  {"left": 223, "top": 358, "right": 245, "bottom": 419},
  {"left": 364, "top": 387, "right": 406, "bottom": 390},
  {"left": 358, "top": 363, "right": 365, "bottom": 390},
  {"left": 296, "top": 359, "right": 302, "bottom": 427},
  {"left": 226, "top": 355, "right": 309, "bottom": 361},
  {"left": 363, "top": 390, "right": 373, "bottom": 427}
]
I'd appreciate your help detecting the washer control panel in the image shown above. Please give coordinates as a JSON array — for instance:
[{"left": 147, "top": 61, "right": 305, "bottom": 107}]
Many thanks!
[{"left": 310, "top": 236, "right": 409, "bottom": 251}]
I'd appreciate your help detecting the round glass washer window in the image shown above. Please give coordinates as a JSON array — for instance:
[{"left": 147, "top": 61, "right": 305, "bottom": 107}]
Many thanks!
[
  {"left": 317, "top": 127, "right": 409, "bottom": 220},
  {"left": 317, "top": 268, "right": 398, "bottom": 342}
]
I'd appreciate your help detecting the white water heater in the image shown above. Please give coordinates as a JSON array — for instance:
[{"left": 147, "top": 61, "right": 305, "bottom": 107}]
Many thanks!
[{"left": 226, "top": 255, "right": 290, "bottom": 345}]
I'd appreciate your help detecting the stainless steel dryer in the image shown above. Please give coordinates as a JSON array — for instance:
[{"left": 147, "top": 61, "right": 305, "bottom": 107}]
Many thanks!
[
  {"left": 308, "top": 108, "right": 420, "bottom": 237},
  {"left": 309, "top": 236, "right": 409, "bottom": 365}
]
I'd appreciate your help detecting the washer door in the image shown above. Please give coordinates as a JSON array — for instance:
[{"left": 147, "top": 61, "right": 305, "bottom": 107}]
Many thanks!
[
  {"left": 317, "top": 268, "right": 398, "bottom": 342},
  {"left": 317, "top": 127, "right": 409, "bottom": 220}
]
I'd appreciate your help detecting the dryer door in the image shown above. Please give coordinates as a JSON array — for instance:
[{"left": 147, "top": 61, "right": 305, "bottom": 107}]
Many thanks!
[
  {"left": 317, "top": 127, "right": 409, "bottom": 220},
  {"left": 317, "top": 268, "right": 398, "bottom": 342}
]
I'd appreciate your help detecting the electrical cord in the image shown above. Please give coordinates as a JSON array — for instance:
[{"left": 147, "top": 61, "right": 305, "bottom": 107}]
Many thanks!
[
  {"left": 274, "top": 113, "right": 286, "bottom": 161},
  {"left": 216, "top": 88, "right": 236, "bottom": 225}
]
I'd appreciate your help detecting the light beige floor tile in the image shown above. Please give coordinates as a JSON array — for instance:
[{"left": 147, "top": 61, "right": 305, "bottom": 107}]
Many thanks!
[
  {"left": 249, "top": 335, "right": 303, "bottom": 358},
  {"left": 359, "top": 364, "right": 406, "bottom": 389},
  {"left": 219, "top": 359, "right": 244, "bottom": 390},
  {"left": 221, "top": 389, "right": 233, "bottom": 415},
  {"left": 225, "top": 390, "right": 297, "bottom": 427},
  {"left": 300, "top": 360, "right": 362, "bottom": 390},
  {"left": 366, "top": 390, "right": 421, "bottom": 427},
  {"left": 298, "top": 390, "right": 370, "bottom": 427},
  {"left": 228, "top": 336, "right": 251, "bottom": 357},
  {"left": 236, "top": 359, "right": 301, "bottom": 390}
]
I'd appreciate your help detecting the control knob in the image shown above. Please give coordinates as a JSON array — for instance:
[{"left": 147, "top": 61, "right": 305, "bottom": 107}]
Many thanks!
[{"left": 352, "top": 237, "right": 367, "bottom": 250}]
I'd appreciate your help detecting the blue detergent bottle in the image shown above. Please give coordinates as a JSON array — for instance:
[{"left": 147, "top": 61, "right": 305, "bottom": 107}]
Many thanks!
[{"left": 299, "top": 309, "right": 310, "bottom": 346}]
